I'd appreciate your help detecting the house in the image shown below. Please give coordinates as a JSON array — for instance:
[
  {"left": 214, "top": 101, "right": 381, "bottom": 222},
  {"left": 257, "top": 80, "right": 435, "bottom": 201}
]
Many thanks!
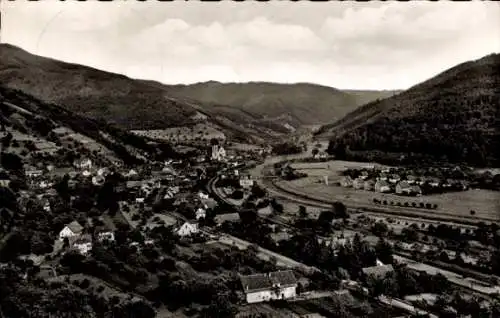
[
  {"left": 239, "top": 270, "right": 298, "bottom": 304},
  {"left": 0, "top": 179, "right": 10, "bottom": 188},
  {"left": 59, "top": 221, "right": 84, "bottom": 241},
  {"left": 198, "top": 191, "right": 209, "bottom": 200},
  {"left": 125, "top": 169, "right": 138, "bottom": 178},
  {"left": 72, "top": 234, "right": 93, "bottom": 255},
  {"left": 239, "top": 175, "right": 254, "bottom": 189},
  {"left": 360, "top": 171, "right": 370, "bottom": 180},
  {"left": 195, "top": 207, "right": 206, "bottom": 220},
  {"left": 25, "top": 169, "right": 43, "bottom": 178},
  {"left": 92, "top": 175, "right": 105, "bottom": 186},
  {"left": 389, "top": 174, "right": 401, "bottom": 184},
  {"left": 410, "top": 185, "right": 422, "bottom": 196},
  {"left": 378, "top": 172, "right": 388, "bottom": 181},
  {"left": 429, "top": 178, "right": 440, "bottom": 187},
  {"left": 318, "top": 152, "right": 328, "bottom": 160},
  {"left": 73, "top": 158, "right": 92, "bottom": 170},
  {"left": 95, "top": 226, "right": 115, "bottom": 242},
  {"left": 211, "top": 145, "right": 226, "bottom": 161},
  {"left": 42, "top": 200, "right": 51, "bottom": 212},
  {"left": 363, "top": 180, "right": 375, "bottom": 191},
  {"left": 135, "top": 197, "right": 145, "bottom": 204},
  {"left": 340, "top": 176, "right": 353, "bottom": 188},
  {"left": 176, "top": 221, "right": 199, "bottom": 237},
  {"left": 407, "top": 175, "right": 417, "bottom": 185},
  {"left": 82, "top": 170, "right": 91, "bottom": 177},
  {"left": 126, "top": 180, "right": 142, "bottom": 189},
  {"left": 362, "top": 264, "right": 394, "bottom": 282},
  {"left": 353, "top": 178, "right": 364, "bottom": 190},
  {"left": 375, "top": 180, "right": 391, "bottom": 193},
  {"left": 395, "top": 181, "right": 412, "bottom": 195},
  {"left": 97, "top": 168, "right": 110, "bottom": 177},
  {"left": 214, "top": 213, "right": 241, "bottom": 225}
]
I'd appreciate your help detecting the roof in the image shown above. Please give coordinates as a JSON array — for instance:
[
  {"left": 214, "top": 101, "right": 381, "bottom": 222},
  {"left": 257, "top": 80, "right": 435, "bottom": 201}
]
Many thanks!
[
  {"left": 73, "top": 234, "right": 92, "bottom": 245},
  {"left": 397, "top": 181, "right": 411, "bottom": 189},
  {"left": 376, "top": 180, "right": 389, "bottom": 187},
  {"left": 66, "top": 221, "right": 84, "bottom": 234},
  {"left": 214, "top": 213, "right": 241, "bottom": 224},
  {"left": 269, "top": 270, "right": 297, "bottom": 286},
  {"left": 240, "top": 270, "right": 297, "bottom": 293},
  {"left": 126, "top": 181, "right": 142, "bottom": 188},
  {"left": 362, "top": 264, "right": 394, "bottom": 279}
]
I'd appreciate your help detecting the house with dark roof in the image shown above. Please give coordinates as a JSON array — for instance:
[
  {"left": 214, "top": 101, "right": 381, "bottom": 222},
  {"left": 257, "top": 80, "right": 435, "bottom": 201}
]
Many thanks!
[
  {"left": 214, "top": 213, "right": 241, "bottom": 225},
  {"left": 59, "top": 221, "right": 84, "bottom": 241},
  {"left": 239, "top": 270, "right": 298, "bottom": 303}
]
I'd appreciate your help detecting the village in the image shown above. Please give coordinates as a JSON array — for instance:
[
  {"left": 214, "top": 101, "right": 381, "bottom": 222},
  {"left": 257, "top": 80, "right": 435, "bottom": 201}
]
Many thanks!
[{"left": 2, "top": 122, "right": 500, "bottom": 317}]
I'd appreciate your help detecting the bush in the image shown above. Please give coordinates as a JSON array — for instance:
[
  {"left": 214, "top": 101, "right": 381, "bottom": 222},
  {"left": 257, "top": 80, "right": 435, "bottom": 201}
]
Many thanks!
[
  {"left": 470, "top": 210, "right": 476, "bottom": 215},
  {"left": 412, "top": 202, "right": 417, "bottom": 207}
]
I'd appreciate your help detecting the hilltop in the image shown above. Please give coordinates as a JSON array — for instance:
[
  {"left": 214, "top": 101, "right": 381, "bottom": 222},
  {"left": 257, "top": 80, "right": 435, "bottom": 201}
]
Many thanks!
[
  {"left": 0, "top": 44, "right": 399, "bottom": 144},
  {"left": 317, "top": 53, "right": 500, "bottom": 167},
  {"left": 0, "top": 44, "right": 291, "bottom": 144},
  {"left": 166, "top": 81, "right": 400, "bottom": 126}
]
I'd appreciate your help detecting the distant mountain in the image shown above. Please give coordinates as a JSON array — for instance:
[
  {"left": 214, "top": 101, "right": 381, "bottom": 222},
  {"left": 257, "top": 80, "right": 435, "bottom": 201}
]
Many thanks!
[
  {"left": 317, "top": 53, "right": 500, "bottom": 167},
  {"left": 166, "top": 81, "right": 400, "bottom": 126},
  {"left": 0, "top": 44, "right": 292, "bottom": 144}
]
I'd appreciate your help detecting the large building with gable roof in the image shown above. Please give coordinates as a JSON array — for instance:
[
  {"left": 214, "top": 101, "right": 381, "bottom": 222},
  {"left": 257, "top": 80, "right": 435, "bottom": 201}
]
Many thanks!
[{"left": 239, "top": 270, "right": 298, "bottom": 303}]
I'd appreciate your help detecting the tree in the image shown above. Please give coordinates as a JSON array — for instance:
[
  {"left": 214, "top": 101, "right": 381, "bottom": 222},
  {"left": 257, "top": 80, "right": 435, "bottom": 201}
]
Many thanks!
[
  {"left": 375, "top": 238, "right": 394, "bottom": 264},
  {"left": 332, "top": 201, "right": 348, "bottom": 219},
  {"left": 470, "top": 210, "right": 476, "bottom": 216},
  {"left": 298, "top": 205, "right": 307, "bottom": 219},
  {"left": 311, "top": 148, "right": 319, "bottom": 158}
]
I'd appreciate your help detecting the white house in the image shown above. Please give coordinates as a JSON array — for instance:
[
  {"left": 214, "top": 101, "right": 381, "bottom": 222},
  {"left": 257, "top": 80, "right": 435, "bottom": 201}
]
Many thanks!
[
  {"left": 240, "top": 270, "right": 298, "bottom": 304},
  {"left": 59, "top": 221, "right": 84, "bottom": 241},
  {"left": 211, "top": 145, "right": 226, "bottom": 161},
  {"left": 25, "top": 169, "right": 43, "bottom": 178},
  {"left": 340, "top": 176, "right": 353, "bottom": 188},
  {"left": 82, "top": 170, "right": 92, "bottom": 177},
  {"left": 73, "top": 158, "right": 92, "bottom": 170},
  {"left": 135, "top": 197, "right": 145, "bottom": 204},
  {"left": 198, "top": 191, "right": 209, "bottom": 200},
  {"left": 195, "top": 207, "right": 206, "bottom": 220},
  {"left": 352, "top": 178, "right": 364, "bottom": 190},
  {"left": 92, "top": 175, "right": 105, "bottom": 186},
  {"left": 97, "top": 230, "right": 115, "bottom": 242},
  {"left": 239, "top": 175, "right": 254, "bottom": 189},
  {"left": 395, "top": 181, "right": 412, "bottom": 195},
  {"left": 43, "top": 200, "right": 51, "bottom": 212},
  {"left": 176, "top": 222, "right": 199, "bottom": 237},
  {"left": 97, "top": 168, "right": 110, "bottom": 177},
  {"left": 375, "top": 180, "right": 391, "bottom": 193},
  {"left": 72, "top": 234, "right": 93, "bottom": 255}
]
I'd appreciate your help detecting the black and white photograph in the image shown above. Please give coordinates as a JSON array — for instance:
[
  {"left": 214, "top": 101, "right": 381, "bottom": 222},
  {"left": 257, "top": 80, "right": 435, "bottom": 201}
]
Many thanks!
[{"left": 0, "top": 0, "right": 499, "bottom": 317}]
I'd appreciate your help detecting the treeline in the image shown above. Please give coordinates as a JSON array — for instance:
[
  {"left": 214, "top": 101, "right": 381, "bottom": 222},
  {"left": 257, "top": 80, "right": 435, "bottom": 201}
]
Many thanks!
[{"left": 327, "top": 92, "right": 500, "bottom": 167}]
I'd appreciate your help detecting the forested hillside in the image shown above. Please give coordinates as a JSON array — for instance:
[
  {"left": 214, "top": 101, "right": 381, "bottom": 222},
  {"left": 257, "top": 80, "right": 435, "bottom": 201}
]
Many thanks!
[{"left": 322, "top": 53, "right": 500, "bottom": 167}]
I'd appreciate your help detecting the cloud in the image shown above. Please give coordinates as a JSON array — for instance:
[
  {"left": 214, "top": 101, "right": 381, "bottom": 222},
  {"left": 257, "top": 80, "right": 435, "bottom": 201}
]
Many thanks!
[{"left": 2, "top": 1, "right": 499, "bottom": 90}]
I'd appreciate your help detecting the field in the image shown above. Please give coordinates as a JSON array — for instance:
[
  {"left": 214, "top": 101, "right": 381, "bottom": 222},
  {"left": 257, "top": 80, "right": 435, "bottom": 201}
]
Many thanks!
[
  {"left": 281, "top": 161, "right": 500, "bottom": 222},
  {"left": 131, "top": 123, "right": 226, "bottom": 142}
]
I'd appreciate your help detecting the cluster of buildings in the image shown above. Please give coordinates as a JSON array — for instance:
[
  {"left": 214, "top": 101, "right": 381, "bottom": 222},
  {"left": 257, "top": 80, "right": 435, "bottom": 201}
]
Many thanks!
[
  {"left": 58, "top": 220, "right": 115, "bottom": 255},
  {"left": 340, "top": 170, "right": 424, "bottom": 196},
  {"left": 340, "top": 168, "right": 470, "bottom": 196}
]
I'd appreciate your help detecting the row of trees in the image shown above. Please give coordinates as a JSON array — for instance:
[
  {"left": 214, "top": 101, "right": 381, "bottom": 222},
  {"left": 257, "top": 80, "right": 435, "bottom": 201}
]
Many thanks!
[{"left": 373, "top": 198, "right": 438, "bottom": 210}]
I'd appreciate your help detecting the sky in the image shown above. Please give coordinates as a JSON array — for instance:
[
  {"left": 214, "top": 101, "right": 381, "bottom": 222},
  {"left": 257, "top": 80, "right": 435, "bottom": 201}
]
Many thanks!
[{"left": 1, "top": 1, "right": 499, "bottom": 90}]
